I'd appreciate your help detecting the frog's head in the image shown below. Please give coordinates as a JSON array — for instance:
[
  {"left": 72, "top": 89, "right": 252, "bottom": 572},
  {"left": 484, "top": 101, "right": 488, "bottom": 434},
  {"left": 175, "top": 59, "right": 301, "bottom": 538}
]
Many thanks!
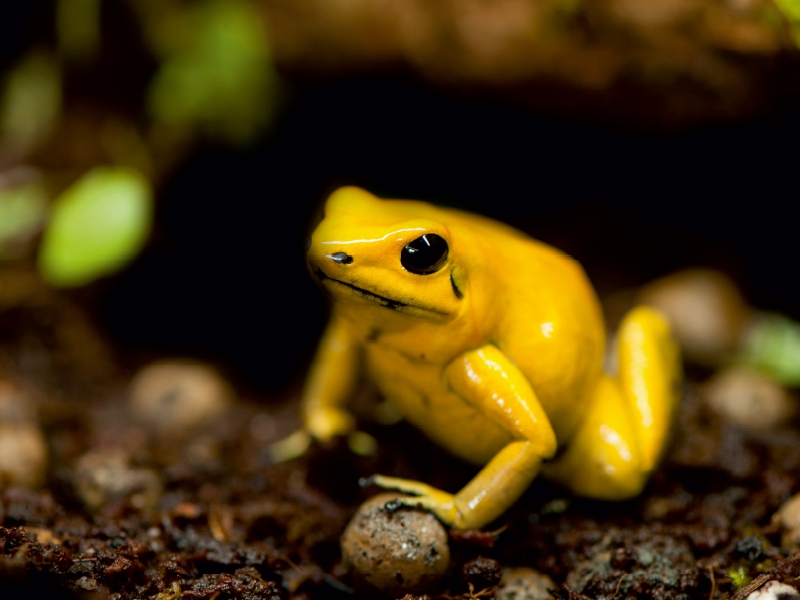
[{"left": 306, "top": 187, "right": 465, "bottom": 320}]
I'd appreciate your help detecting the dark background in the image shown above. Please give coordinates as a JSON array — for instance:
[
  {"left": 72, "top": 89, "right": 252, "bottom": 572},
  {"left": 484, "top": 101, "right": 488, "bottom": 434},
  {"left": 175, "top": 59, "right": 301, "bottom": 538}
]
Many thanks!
[
  {"left": 3, "top": 1, "right": 797, "bottom": 393},
  {"left": 97, "top": 76, "right": 800, "bottom": 392}
]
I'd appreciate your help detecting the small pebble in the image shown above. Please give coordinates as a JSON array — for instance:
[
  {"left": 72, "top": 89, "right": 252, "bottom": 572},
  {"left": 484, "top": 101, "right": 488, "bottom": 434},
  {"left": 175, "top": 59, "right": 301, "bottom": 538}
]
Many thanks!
[
  {"left": 776, "top": 492, "right": 800, "bottom": 550},
  {"left": 747, "top": 580, "right": 800, "bottom": 600},
  {"left": 75, "top": 576, "right": 99, "bottom": 591},
  {"left": 129, "top": 362, "right": 233, "bottom": 435},
  {"left": 703, "top": 367, "right": 794, "bottom": 432},
  {"left": 496, "top": 567, "right": 556, "bottom": 600},
  {"left": 640, "top": 269, "right": 751, "bottom": 364},
  {"left": 73, "top": 448, "right": 162, "bottom": 512},
  {"left": 341, "top": 493, "right": 450, "bottom": 596},
  {"left": 0, "top": 422, "right": 48, "bottom": 489}
]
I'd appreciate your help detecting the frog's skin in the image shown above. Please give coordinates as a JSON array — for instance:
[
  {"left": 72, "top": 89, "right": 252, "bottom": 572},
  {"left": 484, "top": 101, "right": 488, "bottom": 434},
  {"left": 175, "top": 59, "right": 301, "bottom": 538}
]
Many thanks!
[{"left": 295, "top": 186, "right": 681, "bottom": 530}]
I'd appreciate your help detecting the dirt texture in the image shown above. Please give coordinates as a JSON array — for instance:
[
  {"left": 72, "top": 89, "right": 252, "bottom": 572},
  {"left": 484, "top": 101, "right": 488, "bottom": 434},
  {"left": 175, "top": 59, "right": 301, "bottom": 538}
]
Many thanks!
[{"left": 0, "top": 267, "right": 799, "bottom": 599}]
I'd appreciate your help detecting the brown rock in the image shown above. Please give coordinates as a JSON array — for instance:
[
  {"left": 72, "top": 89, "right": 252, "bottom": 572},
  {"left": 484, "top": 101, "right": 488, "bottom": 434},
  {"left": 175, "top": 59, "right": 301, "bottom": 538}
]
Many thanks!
[
  {"left": 0, "top": 422, "right": 48, "bottom": 489},
  {"left": 776, "top": 492, "right": 800, "bottom": 550},
  {"left": 72, "top": 449, "right": 162, "bottom": 513},
  {"left": 341, "top": 493, "right": 450, "bottom": 596},
  {"left": 703, "top": 367, "right": 795, "bottom": 432},
  {"left": 129, "top": 362, "right": 233, "bottom": 436},
  {"left": 640, "top": 269, "right": 751, "bottom": 364},
  {"left": 497, "top": 567, "right": 556, "bottom": 600}
]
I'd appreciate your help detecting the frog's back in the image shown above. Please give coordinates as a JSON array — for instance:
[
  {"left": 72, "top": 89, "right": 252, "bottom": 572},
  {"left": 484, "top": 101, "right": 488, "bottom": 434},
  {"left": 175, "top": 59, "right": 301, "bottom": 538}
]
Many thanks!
[
  {"left": 444, "top": 207, "right": 607, "bottom": 443},
  {"left": 321, "top": 191, "right": 606, "bottom": 448}
]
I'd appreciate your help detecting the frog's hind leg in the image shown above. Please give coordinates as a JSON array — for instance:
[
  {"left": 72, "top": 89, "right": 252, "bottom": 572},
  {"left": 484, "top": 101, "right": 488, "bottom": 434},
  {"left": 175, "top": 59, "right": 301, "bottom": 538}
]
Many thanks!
[
  {"left": 615, "top": 306, "right": 682, "bottom": 473},
  {"left": 541, "top": 375, "right": 645, "bottom": 498},
  {"left": 542, "top": 306, "right": 681, "bottom": 499}
]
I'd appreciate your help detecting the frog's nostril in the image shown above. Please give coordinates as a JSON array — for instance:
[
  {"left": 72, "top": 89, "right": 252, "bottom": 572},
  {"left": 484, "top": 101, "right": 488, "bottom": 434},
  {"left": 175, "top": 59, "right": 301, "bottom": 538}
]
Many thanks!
[{"left": 327, "top": 252, "right": 353, "bottom": 265}]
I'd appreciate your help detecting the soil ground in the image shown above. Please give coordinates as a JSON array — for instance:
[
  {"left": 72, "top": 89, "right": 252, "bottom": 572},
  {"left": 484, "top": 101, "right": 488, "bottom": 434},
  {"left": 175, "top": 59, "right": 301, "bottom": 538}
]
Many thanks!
[{"left": 0, "top": 267, "right": 798, "bottom": 600}]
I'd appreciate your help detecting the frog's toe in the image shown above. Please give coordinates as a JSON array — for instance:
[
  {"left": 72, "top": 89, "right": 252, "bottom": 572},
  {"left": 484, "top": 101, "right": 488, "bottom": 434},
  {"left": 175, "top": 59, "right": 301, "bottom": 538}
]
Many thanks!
[
  {"left": 364, "top": 475, "right": 462, "bottom": 526},
  {"left": 304, "top": 406, "right": 356, "bottom": 442},
  {"left": 347, "top": 431, "right": 378, "bottom": 457},
  {"left": 266, "top": 429, "right": 312, "bottom": 464},
  {"left": 366, "top": 474, "right": 438, "bottom": 497},
  {"left": 385, "top": 493, "right": 462, "bottom": 527}
]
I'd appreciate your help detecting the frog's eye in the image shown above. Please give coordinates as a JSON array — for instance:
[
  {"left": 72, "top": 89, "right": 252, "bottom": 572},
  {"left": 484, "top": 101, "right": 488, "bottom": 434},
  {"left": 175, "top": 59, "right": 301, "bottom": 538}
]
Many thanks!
[{"left": 401, "top": 234, "right": 448, "bottom": 275}]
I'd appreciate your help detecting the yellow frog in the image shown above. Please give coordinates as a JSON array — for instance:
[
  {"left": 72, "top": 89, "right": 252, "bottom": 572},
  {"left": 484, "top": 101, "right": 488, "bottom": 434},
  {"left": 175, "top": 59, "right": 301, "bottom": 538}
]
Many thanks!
[{"left": 276, "top": 186, "right": 681, "bottom": 530}]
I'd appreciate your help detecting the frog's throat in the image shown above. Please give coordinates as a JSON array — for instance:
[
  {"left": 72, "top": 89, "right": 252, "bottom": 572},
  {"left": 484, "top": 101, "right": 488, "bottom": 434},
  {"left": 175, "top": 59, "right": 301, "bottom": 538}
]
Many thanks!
[{"left": 313, "top": 268, "right": 448, "bottom": 316}]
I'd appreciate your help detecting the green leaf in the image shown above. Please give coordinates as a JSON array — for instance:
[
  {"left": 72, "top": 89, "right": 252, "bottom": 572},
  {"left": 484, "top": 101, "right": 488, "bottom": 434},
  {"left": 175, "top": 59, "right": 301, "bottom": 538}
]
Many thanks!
[
  {"left": 741, "top": 313, "right": 800, "bottom": 387},
  {"left": 147, "top": 0, "right": 278, "bottom": 144},
  {"left": 773, "top": 0, "right": 800, "bottom": 46},
  {"left": 774, "top": 0, "right": 800, "bottom": 21},
  {"left": 38, "top": 167, "right": 153, "bottom": 287}
]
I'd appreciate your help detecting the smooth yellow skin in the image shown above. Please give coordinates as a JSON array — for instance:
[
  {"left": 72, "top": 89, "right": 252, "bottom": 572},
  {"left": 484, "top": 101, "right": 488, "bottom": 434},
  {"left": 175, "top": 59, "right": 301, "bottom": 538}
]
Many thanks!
[{"left": 295, "top": 186, "right": 681, "bottom": 530}]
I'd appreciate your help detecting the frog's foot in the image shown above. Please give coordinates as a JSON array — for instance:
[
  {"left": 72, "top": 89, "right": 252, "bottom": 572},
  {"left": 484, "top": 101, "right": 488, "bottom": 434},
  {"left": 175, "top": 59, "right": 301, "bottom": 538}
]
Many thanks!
[
  {"left": 304, "top": 406, "right": 356, "bottom": 442},
  {"left": 268, "top": 405, "right": 356, "bottom": 463},
  {"left": 541, "top": 376, "right": 647, "bottom": 499},
  {"left": 267, "top": 405, "right": 372, "bottom": 464},
  {"left": 267, "top": 428, "right": 377, "bottom": 464},
  {"left": 266, "top": 429, "right": 312, "bottom": 464},
  {"left": 364, "top": 474, "right": 464, "bottom": 527}
]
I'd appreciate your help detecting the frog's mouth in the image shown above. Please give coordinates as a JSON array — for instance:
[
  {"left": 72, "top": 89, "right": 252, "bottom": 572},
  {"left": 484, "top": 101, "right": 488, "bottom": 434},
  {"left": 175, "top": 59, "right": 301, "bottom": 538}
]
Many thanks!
[
  {"left": 314, "top": 268, "right": 405, "bottom": 310},
  {"left": 313, "top": 268, "right": 448, "bottom": 316}
]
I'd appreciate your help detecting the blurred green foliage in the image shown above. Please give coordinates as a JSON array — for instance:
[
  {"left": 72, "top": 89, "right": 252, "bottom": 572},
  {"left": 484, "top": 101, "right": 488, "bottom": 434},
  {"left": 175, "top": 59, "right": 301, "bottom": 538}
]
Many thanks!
[
  {"left": 57, "top": 0, "right": 101, "bottom": 62},
  {"left": 146, "top": 0, "right": 278, "bottom": 144},
  {"left": 742, "top": 313, "right": 800, "bottom": 387},
  {"left": 773, "top": 0, "right": 800, "bottom": 46},
  {"left": 1, "top": 52, "right": 61, "bottom": 148},
  {"left": 38, "top": 168, "right": 153, "bottom": 287},
  {"left": 0, "top": 0, "right": 281, "bottom": 286},
  {"left": 0, "top": 181, "right": 48, "bottom": 258}
]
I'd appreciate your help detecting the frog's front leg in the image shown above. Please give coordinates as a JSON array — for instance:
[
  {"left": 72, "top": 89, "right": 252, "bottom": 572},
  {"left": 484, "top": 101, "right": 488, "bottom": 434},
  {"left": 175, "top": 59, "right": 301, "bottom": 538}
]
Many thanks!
[
  {"left": 372, "top": 345, "right": 557, "bottom": 530},
  {"left": 268, "top": 314, "right": 359, "bottom": 463}
]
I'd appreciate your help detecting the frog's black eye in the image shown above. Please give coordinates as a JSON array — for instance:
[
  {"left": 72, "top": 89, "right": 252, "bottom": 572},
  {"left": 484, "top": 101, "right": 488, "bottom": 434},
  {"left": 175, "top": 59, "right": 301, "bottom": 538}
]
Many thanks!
[{"left": 401, "top": 234, "right": 448, "bottom": 275}]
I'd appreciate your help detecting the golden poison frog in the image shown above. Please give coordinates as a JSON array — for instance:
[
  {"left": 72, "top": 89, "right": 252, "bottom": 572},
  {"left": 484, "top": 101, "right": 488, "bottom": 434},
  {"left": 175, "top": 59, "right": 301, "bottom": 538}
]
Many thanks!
[{"left": 276, "top": 186, "right": 681, "bottom": 530}]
